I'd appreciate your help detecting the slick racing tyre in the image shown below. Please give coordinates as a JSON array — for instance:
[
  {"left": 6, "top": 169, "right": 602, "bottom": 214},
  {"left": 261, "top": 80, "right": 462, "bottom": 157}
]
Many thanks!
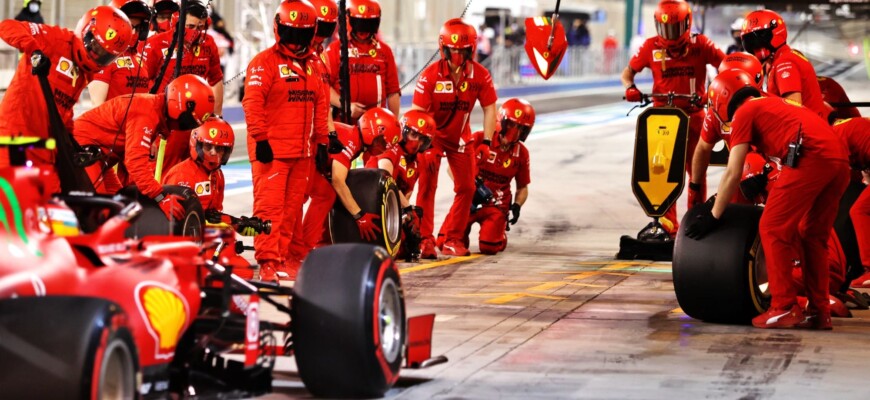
[
  {"left": 330, "top": 168, "right": 402, "bottom": 257},
  {"left": 673, "top": 204, "right": 769, "bottom": 324},
  {"left": 0, "top": 297, "right": 138, "bottom": 400},
  {"left": 293, "top": 244, "right": 406, "bottom": 398},
  {"left": 120, "top": 185, "right": 204, "bottom": 240}
]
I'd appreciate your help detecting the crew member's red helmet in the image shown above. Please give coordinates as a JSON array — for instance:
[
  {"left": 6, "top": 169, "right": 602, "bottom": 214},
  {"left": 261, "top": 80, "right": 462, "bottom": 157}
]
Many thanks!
[
  {"left": 718, "top": 52, "right": 763, "bottom": 89},
  {"left": 439, "top": 18, "right": 477, "bottom": 67},
  {"left": 73, "top": 6, "right": 135, "bottom": 73},
  {"left": 498, "top": 98, "right": 536, "bottom": 144},
  {"left": 399, "top": 110, "right": 435, "bottom": 155},
  {"left": 274, "top": 0, "right": 318, "bottom": 59},
  {"left": 165, "top": 74, "right": 216, "bottom": 130},
  {"left": 190, "top": 117, "right": 234, "bottom": 171},
  {"left": 358, "top": 107, "right": 400, "bottom": 156},
  {"left": 740, "top": 9, "right": 787, "bottom": 62},
  {"left": 110, "top": 0, "right": 154, "bottom": 43},
  {"left": 707, "top": 69, "right": 760, "bottom": 124},
  {"left": 347, "top": 0, "right": 381, "bottom": 41},
  {"left": 654, "top": 0, "right": 692, "bottom": 51},
  {"left": 309, "top": 0, "right": 338, "bottom": 46}
]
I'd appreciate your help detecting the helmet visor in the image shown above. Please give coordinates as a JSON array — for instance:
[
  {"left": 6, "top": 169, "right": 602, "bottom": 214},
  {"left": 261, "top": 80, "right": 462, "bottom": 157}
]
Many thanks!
[
  {"left": 741, "top": 29, "right": 773, "bottom": 55},
  {"left": 316, "top": 20, "right": 336, "bottom": 38},
  {"left": 501, "top": 119, "right": 531, "bottom": 143},
  {"left": 83, "top": 31, "right": 118, "bottom": 66},
  {"left": 276, "top": 21, "right": 316, "bottom": 46},
  {"left": 401, "top": 126, "right": 432, "bottom": 154},
  {"left": 655, "top": 19, "right": 689, "bottom": 41},
  {"left": 350, "top": 16, "right": 380, "bottom": 34}
]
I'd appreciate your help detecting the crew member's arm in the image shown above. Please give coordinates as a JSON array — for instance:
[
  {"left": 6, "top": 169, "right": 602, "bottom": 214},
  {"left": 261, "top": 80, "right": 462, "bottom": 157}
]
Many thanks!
[
  {"left": 782, "top": 91, "right": 802, "bottom": 105},
  {"left": 88, "top": 81, "right": 110, "bottom": 107},
  {"left": 711, "top": 143, "right": 749, "bottom": 218},
  {"left": 384, "top": 45, "right": 401, "bottom": 116},
  {"left": 387, "top": 93, "right": 400, "bottom": 116},
  {"left": 207, "top": 38, "right": 225, "bottom": 114},
  {"left": 125, "top": 122, "right": 165, "bottom": 198},
  {"left": 0, "top": 20, "right": 43, "bottom": 54},
  {"left": 212, "top": 81, "right": 224, "bottom": 115},
  {"left": 241, "top": 57, "right": 273, "bottom": 144},
  {"left": 377, "top": 157, "right": 412, "bottom": 207},
  {"left": 621, "top": 66, "right": 637, "bottom": 89},
  {"left": 331, "top": 161, "right": 363, "bottom": 215},
  {"left": 514, "top": 185, "right": 529, "bottom": 206},
  {"left": 690, "top": 138, "right": 715, "bottom": 186}
]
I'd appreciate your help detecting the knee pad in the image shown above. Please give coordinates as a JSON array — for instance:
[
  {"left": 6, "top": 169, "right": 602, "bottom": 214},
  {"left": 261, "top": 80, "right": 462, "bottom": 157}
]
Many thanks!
[{"left": 479, "top": 240, "right": 503, "bottom": 255}]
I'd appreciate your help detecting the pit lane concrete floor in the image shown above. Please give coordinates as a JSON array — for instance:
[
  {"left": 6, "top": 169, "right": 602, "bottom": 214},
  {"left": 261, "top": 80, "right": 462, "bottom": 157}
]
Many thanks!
[{"left": 220, "top": 85, "right": 870, "bottom": 399}]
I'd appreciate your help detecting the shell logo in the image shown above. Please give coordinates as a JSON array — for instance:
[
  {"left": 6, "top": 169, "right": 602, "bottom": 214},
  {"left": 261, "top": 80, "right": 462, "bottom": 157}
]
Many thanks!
[
  {"left": 136, "top": 283, "right": 189, "bottom": 359},
  {"left": 209, "top": 128, "right": 218, "bottom": 139},
  {"left": 320, "top": 6, "right": 329, "bottom": 16},
  {"left": 369, "top": 49, "right": 377, "bottom": 57},
  {"left": 460, "top": 82, "right": 468, "bottom": 92},
  {"left": 435, "top": 82, "right": 444, "bottom": 91},
  {"left": 503, "top": 159, "right": 512, "bottom": 168},
  {"left": 59, "top": 60, "right": 71, "bottom": 72},
  {"left": 653, "top": 50, "right": 665, "bottom": 60},
  {"left": 661, "top": 14, "right": 669, "bottom": 23},
  {"left": 514, "top": 110, "right": 523, "bottom": 119},
  {"left": 417, "top": 118, "right": 426, "bottom": 128},
  {"left": 358, "top": 5, "right": 367, "bottom": 14},
  {"left": 376, "top": 118, "right": 382, "bottom": 125},
  {"left": 451, "top": 34, "right": 459, "bottom": 44},
  {"left": 289, "top": 11, "right": 298, "bottom": 21}
]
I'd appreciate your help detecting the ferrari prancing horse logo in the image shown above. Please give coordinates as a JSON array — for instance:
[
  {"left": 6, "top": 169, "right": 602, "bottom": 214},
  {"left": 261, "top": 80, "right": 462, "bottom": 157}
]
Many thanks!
[
  {"left": 451, "top": 34, "right": 459, "bottom": 44},
  {"left": 661, "top": 14, "right": 669, "bottom": 23},
  {"left": 417, "top": 118, "right": 426, "bottom": 128},
  {"left": 358, "top": 5, "right": 366, "bottom": 14},
  {"left": 459, "top": 82, "right": 468, "bottom": 92},
  {"left": 289, "top": 11, "right": 298, "bottom": 21},
  {"left": 514, "top": 110, "right": 523, "bottom": 118},
  {"left": 208, "top": 128, "right": 218, "bottom": 139},
  {"left": 320, "top": 6, "right": 329, "bottom": 16}
]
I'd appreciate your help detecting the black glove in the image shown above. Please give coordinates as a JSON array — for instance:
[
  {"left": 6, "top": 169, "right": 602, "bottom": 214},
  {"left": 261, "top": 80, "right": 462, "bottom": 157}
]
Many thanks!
[
  {"left": 685, "top": 199, "right": 720, "bottom": 240},
  {"left": 327, "top": 130, "right": 344, "bottom": 154},
  {"left": 315, "top": 143, "right": 330, "bottom": 175},
  {"left": 509, "top": 203, "right": 521, "bottom": 225},
  {"left": 255, "top": 140, "right": 273, "bottom": 163},
  {"left": 31, "top": 50, "right": 50, "bottom": 77},
  {"left": 739, "top": 173, "right": 768, "bottom": 202}
]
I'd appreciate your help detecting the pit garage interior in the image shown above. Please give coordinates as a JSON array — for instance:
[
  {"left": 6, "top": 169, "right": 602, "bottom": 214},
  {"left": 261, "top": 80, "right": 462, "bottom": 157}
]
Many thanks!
[{"left": 2, "top": 0, "right": 870, "bottom": 399}]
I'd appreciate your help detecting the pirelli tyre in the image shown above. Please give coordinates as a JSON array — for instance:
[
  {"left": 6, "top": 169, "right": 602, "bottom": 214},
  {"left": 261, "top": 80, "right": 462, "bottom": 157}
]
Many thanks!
[
  {"left": 330, "top": 168, "right": 402, "bottom": 257},
  {"left": 120, "top": 185, "right": 204, "bottom": 240},
  {"left": 0, "top": 296, "right": 138, "bottom": 400},
  {"left": 673, "top": 204, "right": 769, "bottom": 324},
  {"left": 292, "top": 244, "right": 406, "bottom": 398}
]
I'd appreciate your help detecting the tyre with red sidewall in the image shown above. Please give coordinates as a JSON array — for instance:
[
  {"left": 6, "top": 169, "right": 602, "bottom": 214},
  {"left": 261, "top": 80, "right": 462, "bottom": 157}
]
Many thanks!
[{"left": 292, "top": 244, "right": 406, "bottom": 398}]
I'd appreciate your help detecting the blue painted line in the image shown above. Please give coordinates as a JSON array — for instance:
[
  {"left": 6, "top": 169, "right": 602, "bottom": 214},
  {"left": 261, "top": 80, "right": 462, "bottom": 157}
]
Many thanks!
[{"left": 220, "top": 77, "right": 651, "bottom": 125}]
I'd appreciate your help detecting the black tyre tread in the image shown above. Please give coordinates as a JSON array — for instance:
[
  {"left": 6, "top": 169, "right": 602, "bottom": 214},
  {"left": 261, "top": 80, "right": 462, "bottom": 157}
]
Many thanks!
[
  {"left": 292, "top": 244, "right": 405, "bottom": 398},
  {"left": 330, "top": 168, "right": 402, "bottom": 255},
  {"left": 120, "top": 184, "right": 204, "bottom": 239},
  {"left": 0, "top": 296, "right": 137, "bottom": 400},
  {"left": 673, "top": 204, "right": 767, "bottom": 324}
]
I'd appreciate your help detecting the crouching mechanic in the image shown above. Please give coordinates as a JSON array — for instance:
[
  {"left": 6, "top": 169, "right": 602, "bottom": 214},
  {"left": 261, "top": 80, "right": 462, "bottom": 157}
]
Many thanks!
[
  {"left": 462, "top": 98, "right": 533, "bottom": 254},
  {"left": 0, "top": 6, "right": 134, "bottom": 191},
  {"left": 687, "top": 70, "right": 849, "bottom": 330},
  {"left": 297, "top": 108, "right": 401, "bottom": 257},
  {"left": 72, "top": 74, "right": 215, "bottom": 219},
  {"left": 370, "top": 110, "right": 436, "bottom": 259},
  {"left": 833, "top": 117, "right": 870, "bottom": 288}
]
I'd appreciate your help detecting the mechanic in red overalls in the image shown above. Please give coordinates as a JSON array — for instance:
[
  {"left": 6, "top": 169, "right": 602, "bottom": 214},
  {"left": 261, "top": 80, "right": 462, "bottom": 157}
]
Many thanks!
[
  {"left": 818, "top": 76, "right": 861, "bottom": 121},
  {"left": 832, "top": 117, "right": 870, "bottom": 288},
  {"left": 243, "top": 0, "right": 329, "bottom": 283},
  {"left": 143, "top": 1, "right": 223, "bottom": 172},
  {"left": 622, "top": 0, "right": 725, "bottom": 235},
  {"left": 461, "top": 98, "right": 533, "bottom": 255},
  {"left": 325, "top": 0, "right": 400, "bottom": 121},
  {"left": 412, "top": 18, "right": 498, "bottom": 258},
  {"left": 89, "top": 0, "right": 153, "bottom": 106},
  {"left": 286, "top": 0, "right": 343, "bottom": 266},
  {"left": 687, "top": 70, "right": 850, "bottom": 330},
  {"left": 296, "top": 108, "right": 400, "bottom": 259},
  {"left": 741, "top": 9, "right": 828, "bottom": 121},
  {"left": 0, "top": 6, "right": 134, "bottom": 193},
  {"left": 162, "top": 117, "right": 232, "bottom": 213},
  {"left": 688, "top": 52, "right": 763, "bottom": 209},
  {"left": 369, "top": 110, "right": 436, "bottom": 258},
  {"left": 73, "top": 74, "right": 214, "bottom": 219}
]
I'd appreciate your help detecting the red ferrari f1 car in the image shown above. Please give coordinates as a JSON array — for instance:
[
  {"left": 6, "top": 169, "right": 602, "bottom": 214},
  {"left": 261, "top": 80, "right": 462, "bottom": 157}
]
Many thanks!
[{"left": 0, "top": 166, "right": 443, "bottom": 399}]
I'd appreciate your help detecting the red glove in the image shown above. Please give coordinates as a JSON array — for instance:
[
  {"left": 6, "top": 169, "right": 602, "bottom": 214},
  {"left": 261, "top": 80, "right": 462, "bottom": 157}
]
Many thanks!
[
  {"left": 624, "top": 84, "right": 643, "bottom": 102},
  {"left": 158, "top": 194, "right": 186, "bottom": 220},
  {"left": 354, "top": 212, "right": 382, "bottom": 241},
  {"left": 476, "top": 139, "right": 492, "bottom": 161},
  {"left": 687, "top": 181, "right": 706, "bottom": 210}
]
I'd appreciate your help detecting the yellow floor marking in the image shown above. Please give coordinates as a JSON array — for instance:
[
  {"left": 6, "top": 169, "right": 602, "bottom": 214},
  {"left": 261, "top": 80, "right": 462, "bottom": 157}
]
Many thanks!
[
  {"left": 575, "top": 261, "right": 660, "bottom": 267},
  {"left": 526, "top": 281, "right": 608, "bottom": 291},
  {"left": 671, "top": 307, "right": 684, "bottom": 314},
  {"left": 399, "top": 254, "right": 482, "bottom": 274},
  {"left": 483, "top": 293, "right": 567, "bottom": 304}
]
